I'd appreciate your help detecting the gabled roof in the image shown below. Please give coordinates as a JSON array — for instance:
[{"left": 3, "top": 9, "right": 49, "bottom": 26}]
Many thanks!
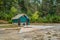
[{"left": 12, "top": 14, "right": 26, "bottom": 19}]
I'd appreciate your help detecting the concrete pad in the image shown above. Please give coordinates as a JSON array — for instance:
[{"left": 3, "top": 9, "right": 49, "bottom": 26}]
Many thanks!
[
  {"left": 19, "top": 25, "right": 54, "bottom": 33},
  {"left": 19, "top": 27, "right": 38, "bottom": 33},
  {"left": 24, "top": 25, "right": 54, "bottom": 29}
]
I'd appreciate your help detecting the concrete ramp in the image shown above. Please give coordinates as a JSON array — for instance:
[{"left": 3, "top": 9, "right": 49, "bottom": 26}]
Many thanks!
[
  {"left": 25, "top": 25, "right": 54, "bottom": 29},
  {"left": 19, "top": 27, "right": 38, "bottom": 33},
  {"left": 19, "top": 25, "right": 54, "bottom": 33}
]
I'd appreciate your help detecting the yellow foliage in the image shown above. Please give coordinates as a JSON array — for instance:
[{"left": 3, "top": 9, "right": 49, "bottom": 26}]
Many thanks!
[
  {"left": 0, "top": 1, "right": 3, "bottom": 4},
  {"left": 32, "top": 11, "right": 39, "bottom": 20},
  {"left": 11, "top": 7, "right": 17, "bottom": 13}
]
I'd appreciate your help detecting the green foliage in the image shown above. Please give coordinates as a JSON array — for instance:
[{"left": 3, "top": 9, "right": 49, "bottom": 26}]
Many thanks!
[
  {"left": 0, "top": 0, "right": 19, "bottom": 21},
  {"left": 0, "top": 0, "right": 60, "bottom": 23},
  {"left": 8, "top": 20, "right": 12, "bottom": 23},
  {"left": 31, "top": 11, "right": 39, "bottom": 22},
  {"left": 33, "top": 13, "right": 60, "bottom": 23},
  {"left": 11, "top": 6, "right": 17, "bottom": 13},
  {"left": 42, "top": 14, "right": 60, "bottom": 23}
]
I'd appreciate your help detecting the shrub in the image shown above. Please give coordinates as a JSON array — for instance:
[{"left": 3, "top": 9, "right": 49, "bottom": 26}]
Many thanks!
[
  {"left": 31, "top": 11, "right": 39, "bottom": 23},
  {"left": 45, "top": 14, "right": 60, "bottom": 23},
  {"left": 8, "top": 20, "right": 12, "bottom": 23},
  {"left": 37, "top": 14, "right": 60, "bottom": 23}
]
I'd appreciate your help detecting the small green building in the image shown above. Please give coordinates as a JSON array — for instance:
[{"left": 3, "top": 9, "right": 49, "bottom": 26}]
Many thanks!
[{"left": 12, "top": 14, "right": 30, "bottom": 26}]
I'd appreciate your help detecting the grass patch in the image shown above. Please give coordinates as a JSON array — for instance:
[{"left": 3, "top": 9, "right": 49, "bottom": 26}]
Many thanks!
[
  {"left": 0, "top": 25, "right": 18, "bottom": 28},
  {"left": 0, "top": 26, "right": 17, "bottom": 28}
]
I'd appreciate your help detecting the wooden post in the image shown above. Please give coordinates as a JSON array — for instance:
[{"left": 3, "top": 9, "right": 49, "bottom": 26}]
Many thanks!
[
  {"left": 26, "top": 20, "right": 28, "bottom": 25},
  {"left": 18, "top": 19, "right": 20, "bottom": 27},
  {"left": 17, "top": 19, "right": 20, "bottom": 32}
]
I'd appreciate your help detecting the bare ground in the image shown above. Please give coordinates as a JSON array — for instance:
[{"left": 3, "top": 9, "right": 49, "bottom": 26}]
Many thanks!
[{"left": 0, "top": 25, "right": 60, "bottom": 40}]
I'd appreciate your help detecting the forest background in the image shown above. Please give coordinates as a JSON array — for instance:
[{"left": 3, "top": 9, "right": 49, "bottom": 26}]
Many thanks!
[{"left": 0, "top": 0, "right": 60, "bottom": 23}]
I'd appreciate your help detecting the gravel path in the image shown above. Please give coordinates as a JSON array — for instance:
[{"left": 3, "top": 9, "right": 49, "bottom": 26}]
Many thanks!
[{"left": 0, "top": 25, "right": 60, "bottom": 40}]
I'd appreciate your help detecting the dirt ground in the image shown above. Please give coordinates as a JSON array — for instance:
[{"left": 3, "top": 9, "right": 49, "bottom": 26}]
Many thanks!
[{"left": 0, "top": 24, "right": 60, "bottom": 40}]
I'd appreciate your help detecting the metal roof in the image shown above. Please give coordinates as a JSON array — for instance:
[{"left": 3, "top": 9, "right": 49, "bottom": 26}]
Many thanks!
[{"left": 12, "top": 14, "right": 26, "bottom": 19}]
